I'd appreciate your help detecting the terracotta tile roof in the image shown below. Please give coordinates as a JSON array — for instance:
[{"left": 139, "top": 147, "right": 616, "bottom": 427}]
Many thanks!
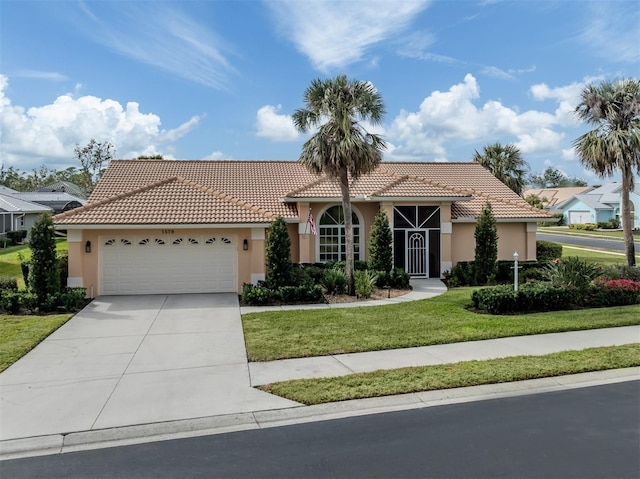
[
  {"left": 54, "top": 159, "right": 554, "bottom": 225},
  {"left": 451, "top": 195, "right": 554, "bottom": 220},
  {"left": 54, "top": 176, "right": 277, "bottom": 225},
  {"left": 523, "top": 187, "right": 594, "bottom": 207},
  {"left": 287, "top": 170, "right": 469, "bottom": 199},
  {"left": 381, "top": 162, "right": 523, "bottom": 199}
]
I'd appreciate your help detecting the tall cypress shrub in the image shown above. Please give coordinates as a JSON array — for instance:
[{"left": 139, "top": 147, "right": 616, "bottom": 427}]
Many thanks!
[
  {"left": 474, "top": 202, "right": 498, "bottom": 284},
  {"left": 369, "top": 209, "right": 393, "bottom": 273},
  {"left": 28, "top": 213, "right": 60, "bottom": 306},
  {"left": 265, "top": 216, "right": 293, "bottom": 288}
]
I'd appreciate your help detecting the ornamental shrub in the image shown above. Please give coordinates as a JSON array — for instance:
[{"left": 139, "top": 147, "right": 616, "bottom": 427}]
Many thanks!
[
  {"left": 59, "top": 287, "right": 87, "bottom": 312},
  {"left": 6, "top": 230, "right": 27, "bottom": 245},
  {"left": 444, "top": 261, "right": 476, "bottom": 287},
  {"left": 354, "top": 270, "right": 378, "bottom": 298},
  {"left": 472, "top": 283, "right": 580, "bottom": 314},
  {"left": 28, "top": 213, "right": 60, "bottom": 307},
  {"left": 241, "top": 283, "right": 277, "bottom": 305},
  {"left": 265, "top": 216, "right": 293, "bottom": 289},
  {"left": 536, "top": 240, "right": 563, "bottom": 262},
  {"left": 543, "top": 257, "right": 600, "bottom": 291},
  {"left": 569, "top": 223, "right": 597, "bottom": 231},
  {"left": 321, "top": 268, "right": 347, "bottom": 295},
  {"left": 0, "top": 290, "right": 21, "bottom": 313},
  {"left": 0, "top": 276, "right": 18, "bottom": 292},
  {"left": 390, "top": 268, "right": 410, "bottom": 289},
  {"left": 474, "top": 203, "right": 498, "bottom": 284},
  {"left": 599, "top": 265, "right": 640, "bottom": 282},
  {"left": 368, "top": 210, "right": 393, "bottom": 273}
]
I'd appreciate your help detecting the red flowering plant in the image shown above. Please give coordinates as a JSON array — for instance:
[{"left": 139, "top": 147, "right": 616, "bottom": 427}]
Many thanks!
[{"left": 604, "top": 279, "right": 640, "bottom": 291}]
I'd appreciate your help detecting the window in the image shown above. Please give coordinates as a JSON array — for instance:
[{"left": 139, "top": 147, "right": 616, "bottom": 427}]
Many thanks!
[{"left": 318, "top": 205, "right": 360, "bottom": 262}]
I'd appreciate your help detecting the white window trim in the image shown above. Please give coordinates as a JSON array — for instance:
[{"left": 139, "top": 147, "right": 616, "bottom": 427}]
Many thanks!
[{"left": 315, "top": 204, "right": 365, "bottom": 263}]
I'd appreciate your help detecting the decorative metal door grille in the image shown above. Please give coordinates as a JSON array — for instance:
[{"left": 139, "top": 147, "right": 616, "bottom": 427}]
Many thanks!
[{"left": 407, "top": 231, "right": 426, "bottom": 276}]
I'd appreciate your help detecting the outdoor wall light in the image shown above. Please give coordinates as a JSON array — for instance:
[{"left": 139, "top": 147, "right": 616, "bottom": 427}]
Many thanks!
[
  {"left": 243, "top": 239, "right": 249, "bottom": 251},
  {"left": 85, "top": 241, "right": 92, "bottom": 253}
]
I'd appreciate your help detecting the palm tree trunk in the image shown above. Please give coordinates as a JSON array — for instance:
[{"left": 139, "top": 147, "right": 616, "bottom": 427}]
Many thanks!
[
  {"left": 339, "top": 168, "right": 355, "bottom": 295},
  {"left": 621, "top": 166, "right": 636, "bottom": 267}
]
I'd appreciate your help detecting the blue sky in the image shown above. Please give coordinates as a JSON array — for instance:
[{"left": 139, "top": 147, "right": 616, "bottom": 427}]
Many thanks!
[{"left": 1, "top": 0, "right": 638, "bottom": 184}]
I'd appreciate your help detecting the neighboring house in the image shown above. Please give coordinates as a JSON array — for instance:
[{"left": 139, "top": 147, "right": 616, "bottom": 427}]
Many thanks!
[
  {"left": 523, "top": 186, "right": 594, "bottom": 209},
  {"left": 9, "top": 192, "right": 86, "bottom": 214},
  {"left": 556, "top": 183, "right": 640, "bottom": 228},
  {"left": 53, "top": 160, "right": 554, "bottom": 296},
  {"left": 34, "top": 181, "right": 87, "bottom": 199},
  {"left": 0, "top": 191, "right": 52, "bottom": 239}
]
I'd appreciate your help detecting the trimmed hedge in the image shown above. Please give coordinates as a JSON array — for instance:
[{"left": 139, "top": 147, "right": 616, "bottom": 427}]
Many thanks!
[
  {"left": 0, "top": 287, "right": 87, "bottom": 314},
  {"left": 241, "top": 283, "right": 324, "bottom": 306},
  {"left": 536, "top": 240, "right": 562, "bottom": 262},
  {"left": 569, "top": 223, "right": 597, "bottom": 231},
  {"left": 445, "top": 260, "right": 542, "bottom": 287},
  {"left": 471, "top": 280, "right": 640, "bottom": 314}
]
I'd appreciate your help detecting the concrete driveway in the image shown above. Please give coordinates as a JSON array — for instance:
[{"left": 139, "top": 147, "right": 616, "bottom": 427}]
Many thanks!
[{"left": 0, "top": 294, "right": 298, "bottom": 441}]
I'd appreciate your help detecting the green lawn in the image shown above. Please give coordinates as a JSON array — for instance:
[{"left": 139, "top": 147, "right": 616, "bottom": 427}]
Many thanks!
[
  {"left": 242, "top": 288, "right": 640, "bottom": 361},
  {"left": 0, "top": 239, "right": 68, "bottom": 287},
  {"left": 560, "top": 243, "right": 640, "bottom": 265},
  {"left": 0, "top": 312, "right": 73, "bottom": 372},
  {"left": 260, "top": 344, "right": 640, "bottom": 405},
  {"left": 539, "top": 226, "right": 627, "bottom": 239}
]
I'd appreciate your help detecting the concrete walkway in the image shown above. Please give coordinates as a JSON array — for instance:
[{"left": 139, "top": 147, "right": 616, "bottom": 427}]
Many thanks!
[{"left": 250, "top": 326, "right": 640, "bottom": 385}]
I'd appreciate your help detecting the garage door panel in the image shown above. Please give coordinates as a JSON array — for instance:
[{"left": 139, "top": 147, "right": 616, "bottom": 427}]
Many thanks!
[{"left": 100, "top": 235, "right": 238, "bottom": 295}]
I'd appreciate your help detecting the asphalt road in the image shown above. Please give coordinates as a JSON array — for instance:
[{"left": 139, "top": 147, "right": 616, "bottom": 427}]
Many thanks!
[
  {"left": 3, "top": 380, "right": 639, "bottom": 479},
  {"left": 537, "top": 232, "right": 640, "bottom": 252}
]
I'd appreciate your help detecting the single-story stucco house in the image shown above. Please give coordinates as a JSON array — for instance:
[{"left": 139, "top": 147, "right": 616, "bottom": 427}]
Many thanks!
[
  {"left": 555, "top": 183, "right": 640, "bottom": 229},
  {"left": 1, "top": 187, "right": 53, "bottom": 240},
  {"left": 53, "top": 160, "right": 554, "bottom": 296}
]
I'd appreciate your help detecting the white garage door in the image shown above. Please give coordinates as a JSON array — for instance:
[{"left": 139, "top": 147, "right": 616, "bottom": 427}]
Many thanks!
[
  {"left": 569, "top": 211, "right": 591, "bottom": 224},
  {"left": 100, "top": 235, "right": 237, "bottom": 295}
]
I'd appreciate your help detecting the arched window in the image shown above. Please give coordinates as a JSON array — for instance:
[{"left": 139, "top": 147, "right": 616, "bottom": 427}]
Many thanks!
[{"left": 318, "top": 205, "right": 360, "bottom": 262}]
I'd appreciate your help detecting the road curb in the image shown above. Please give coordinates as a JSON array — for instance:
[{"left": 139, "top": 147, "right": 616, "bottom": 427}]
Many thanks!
[{"left": 2, "top": 367, "right": 638, "bottom": 461}]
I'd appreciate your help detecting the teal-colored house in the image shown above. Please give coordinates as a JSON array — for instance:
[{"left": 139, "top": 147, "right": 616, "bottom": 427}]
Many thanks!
[{"left": 559, "top": 182, "right": 640, "bottom": 229}]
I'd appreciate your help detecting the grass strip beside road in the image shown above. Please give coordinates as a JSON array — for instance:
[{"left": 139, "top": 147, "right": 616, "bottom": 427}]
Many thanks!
[
  {"left": 0, "top": 313, "right": 73, "bottom": 372},
  {"left": 242, "top": 288, "right": 640, "bottom": 361},
  {"left": 561, "top": 244, "right": 640, "bottom": 265},
  {"left": 538, "top": 227, "right": 627, "bottom": 240},
  {"left": 259, "top": 344, "right": 640, "bottom": 405}
]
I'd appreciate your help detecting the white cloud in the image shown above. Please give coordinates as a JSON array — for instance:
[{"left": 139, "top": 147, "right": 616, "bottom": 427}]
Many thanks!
[
  {"left": 201, "top": 151, "right": 232, "bottom": 161},
  {"left": 530, "top": 77, "right": 601, "bottom": 126},
  {"left": 0, "top": 75, "right": 200, "bottom": 170},
  {"left": 266, "top": 0, "right": 431, "bottom": 72},
  {"left": 576, "top": 2, "right": 640, "bottom": 64},
  {"left": 481, "top": 66, "right": 514, "bottom": 80},
  {"left": 561, "top": 147, "right": 577, "bottom": 162},
  {"left": 387, "top": 74, "right": 570, "bottom": 161},
  {"left": 72, "top": 3, "right": 236, "bottom": 89},
  {"left": 515, "top": 128, "right": 564, "bottom": 154},
  {"left": 12, "top": 70, "right": 68, "bottom": 81},
  {"left": 255, "top": 105, "right": 299, "bottom": 142}
]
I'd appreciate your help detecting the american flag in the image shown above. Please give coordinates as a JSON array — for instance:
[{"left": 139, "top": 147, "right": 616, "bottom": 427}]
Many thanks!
[{"left": 308, "top": 210, "right": 317, "bottom": 235}]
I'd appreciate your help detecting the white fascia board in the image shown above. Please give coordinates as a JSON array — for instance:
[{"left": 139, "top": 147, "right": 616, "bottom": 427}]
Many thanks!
[
  {"left": 58, "top": 223, "right": 273, "bottom": 230},
  {"left": 452, "top": 217, "right": 554, "bottom": 223},
  {"left": 284, "top": 196, "right": 472, "bottom": 203}
]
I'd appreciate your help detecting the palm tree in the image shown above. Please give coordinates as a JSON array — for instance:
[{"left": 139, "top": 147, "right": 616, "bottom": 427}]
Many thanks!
[
  {"left": 473, "top": 143, "right": 529, "bottom": 195},
  {"left": 574, "top": 78, "right": 640, "bottom": 267},
  {"left": 292, "top": 75, "right": 387, "bottom": 294}
]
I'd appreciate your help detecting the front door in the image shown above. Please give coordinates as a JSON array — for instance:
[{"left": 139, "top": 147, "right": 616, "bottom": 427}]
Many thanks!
[{"left": 406, "top": 230, "right": 427, "bottom": 276}]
